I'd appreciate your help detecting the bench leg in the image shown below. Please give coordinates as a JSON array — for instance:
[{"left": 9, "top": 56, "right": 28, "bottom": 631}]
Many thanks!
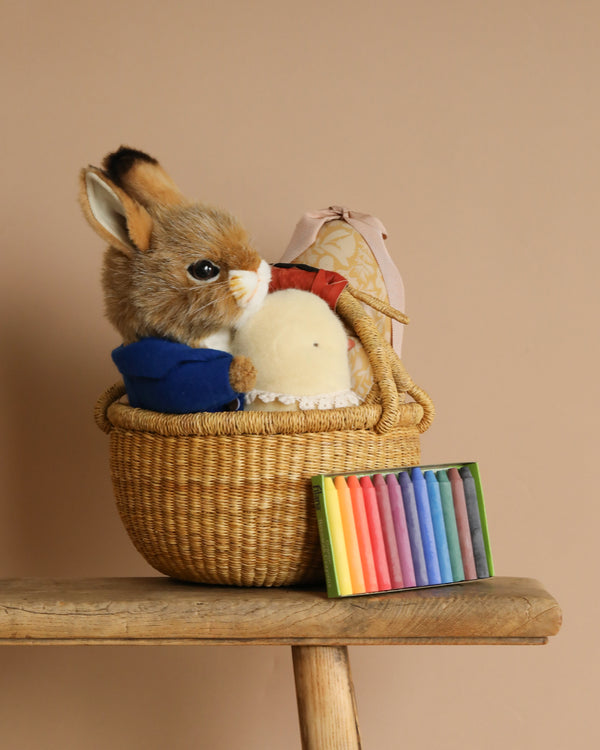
[{"left": 291, "top": 645, "right": 362, "bottom": 750}]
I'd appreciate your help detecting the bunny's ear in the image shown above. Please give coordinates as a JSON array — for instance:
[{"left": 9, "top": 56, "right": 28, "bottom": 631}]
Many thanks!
[
  {"left": 102, "top": 147, "right": 186, "bottom": 209},
  {"left": 79, "top": 167, "right": 153, "bottom": 253}
]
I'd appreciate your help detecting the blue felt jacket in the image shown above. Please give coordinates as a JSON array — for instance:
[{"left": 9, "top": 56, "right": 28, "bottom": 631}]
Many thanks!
[{"left": 111, "top": 338, "right": 243, "bottom": 414}]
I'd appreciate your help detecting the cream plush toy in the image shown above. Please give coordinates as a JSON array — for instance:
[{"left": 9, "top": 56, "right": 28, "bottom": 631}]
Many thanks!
[{"left": 232, "top": 289, "right": 360, "bottom": 411}]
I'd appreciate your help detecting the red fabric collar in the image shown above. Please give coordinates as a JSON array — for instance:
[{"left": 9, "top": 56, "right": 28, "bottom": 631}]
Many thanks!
[{"left": 269, "top": 265, "right": 348, "bottom": 310}]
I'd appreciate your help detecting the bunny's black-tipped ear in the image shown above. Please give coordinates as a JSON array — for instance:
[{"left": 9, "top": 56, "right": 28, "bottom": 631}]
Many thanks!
[
  {"left": 79, "top": 167, "right": 153, "bottom": 254},
  {"left": 102, "top": 146, "right": 186, "bottom": 209}
]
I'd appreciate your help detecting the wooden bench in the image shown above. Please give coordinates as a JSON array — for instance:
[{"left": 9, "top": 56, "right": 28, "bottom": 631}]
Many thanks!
[{"left": 0, "top": 576, "right": 562, "bottom": 749}]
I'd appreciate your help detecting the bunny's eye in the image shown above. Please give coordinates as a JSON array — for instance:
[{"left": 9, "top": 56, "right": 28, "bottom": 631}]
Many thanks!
[{"left": 187, "top": 260, "right": 220, "bottom": 281}]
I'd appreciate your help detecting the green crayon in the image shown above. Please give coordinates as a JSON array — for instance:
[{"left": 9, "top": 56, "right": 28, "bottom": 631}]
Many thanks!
[{"left": 437, "top": 470, "right": 465, "bottom": 582}]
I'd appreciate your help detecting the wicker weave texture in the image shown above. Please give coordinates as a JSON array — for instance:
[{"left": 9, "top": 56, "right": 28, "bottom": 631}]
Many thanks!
[{"left": 109, "top": 425, "right": 422, "bottom": 586}]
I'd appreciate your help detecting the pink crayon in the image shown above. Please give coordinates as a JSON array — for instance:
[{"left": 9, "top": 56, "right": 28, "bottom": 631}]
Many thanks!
[
  {"left": 385, "top": 473, "right": 416, "bottom": 588},
  {"left": 359, "top": 476, "right": 392, "bottom": 590},
  {"left": 373, "top": 474, "right": 404, "bottom": 590},
  {"left": 447, "top": 467, "right": 477, "bottom": 580}
]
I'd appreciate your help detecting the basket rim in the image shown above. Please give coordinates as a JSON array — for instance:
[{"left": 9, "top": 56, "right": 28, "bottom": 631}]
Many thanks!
[{"left": 95, "top": 382, "right": 427, "bottom": 437}]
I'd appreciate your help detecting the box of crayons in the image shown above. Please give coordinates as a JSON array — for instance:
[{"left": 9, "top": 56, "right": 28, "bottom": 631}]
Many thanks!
[{"left": 311, "top": 463, "right": 494, "bottom": 598}]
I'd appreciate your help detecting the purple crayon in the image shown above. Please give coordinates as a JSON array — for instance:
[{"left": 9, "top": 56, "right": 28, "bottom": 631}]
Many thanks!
[
  {"left": 459, "top": 466, "right": 490, "bottom": 578},
  {"left": 386, "top": 473, "right": 416, "bottom": 587},
  {"left": 398, "top": 471, "right": 428, "bottom": 586}
]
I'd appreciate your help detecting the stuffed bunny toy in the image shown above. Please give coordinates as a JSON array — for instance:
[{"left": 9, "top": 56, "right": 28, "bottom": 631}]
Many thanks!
[{"left": 79, "top": 146, "right": 271, "bottom": 413}]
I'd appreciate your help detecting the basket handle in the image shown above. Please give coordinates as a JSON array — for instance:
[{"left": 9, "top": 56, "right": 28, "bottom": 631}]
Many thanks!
[
  {"left": 384, "top": 339, "right": 435, "bottom": 433},
  {"left": 337, "top": 290, "right": 400, "bottom": 433},
  {"left": 336, "top": 289, "right": 434, "bottom": 434},
  {"left": 94, "top": 381, "right": 126, "bottom": 434},
  {"left": 346, "top": 284, "right": 410, "bottom": 326}
]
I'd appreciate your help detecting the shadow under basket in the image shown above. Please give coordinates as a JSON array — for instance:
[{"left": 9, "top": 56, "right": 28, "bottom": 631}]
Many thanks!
[{"left": 94, "top": 289, "right": 435, "bottom": 587}]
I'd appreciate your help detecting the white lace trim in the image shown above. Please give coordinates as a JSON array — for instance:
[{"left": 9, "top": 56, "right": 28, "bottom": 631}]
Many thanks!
[{"left": 245, "top": 388, "right": 361, "bottom": 410}]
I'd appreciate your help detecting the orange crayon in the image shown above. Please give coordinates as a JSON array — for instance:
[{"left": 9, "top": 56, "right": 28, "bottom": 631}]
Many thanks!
[
  {"left": 346, "top": 475, "right": 379, "bottom": 592},
  {"left": 334, "top": 476, "right": 366, "bottom": 594}
]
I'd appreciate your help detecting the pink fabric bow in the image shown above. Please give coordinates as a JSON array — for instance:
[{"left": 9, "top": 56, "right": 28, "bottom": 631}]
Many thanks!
[{"left": 279, "top": 206, "right": 406, "bottom": 355}]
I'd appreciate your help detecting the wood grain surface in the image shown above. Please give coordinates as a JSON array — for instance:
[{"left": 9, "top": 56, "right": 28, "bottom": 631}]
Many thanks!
[
  {"left": 292, "top": 645, "right": 362, "bottom": 750},
  {"left": 0, "top": 576, "right": 561, "bottom": 645}
]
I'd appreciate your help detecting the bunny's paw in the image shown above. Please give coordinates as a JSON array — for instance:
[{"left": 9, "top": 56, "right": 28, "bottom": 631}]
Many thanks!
[{"left": 229, "top": 355, "right": 256, "bottom": 393}]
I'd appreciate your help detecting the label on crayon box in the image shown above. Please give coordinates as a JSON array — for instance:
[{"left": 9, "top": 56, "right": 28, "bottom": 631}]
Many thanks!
[
  {"left": 311, "top": 481, "right": 342, "bottom": 597},
  {"left": 311, "top": 462, "right": 494, "bottom": 598}
]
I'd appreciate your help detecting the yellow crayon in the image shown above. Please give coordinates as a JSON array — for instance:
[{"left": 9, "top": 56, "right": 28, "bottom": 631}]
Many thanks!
[
  {"left": 323, "top": 477, "right": 353, "bottom": 596},
  {"left": 334, "top": 476, "right": 366, "bottom": 594}
]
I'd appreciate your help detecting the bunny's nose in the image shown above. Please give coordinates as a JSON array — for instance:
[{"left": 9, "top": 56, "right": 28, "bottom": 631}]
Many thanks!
[{"left": 229, "top": 270, "right": 258, "bottom": 306}]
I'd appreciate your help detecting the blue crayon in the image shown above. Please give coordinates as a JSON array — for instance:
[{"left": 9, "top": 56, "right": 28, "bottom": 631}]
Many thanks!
[
  {"left": 411, "top": 467, "right": 442, "bottom": 585},
  {"left": 398, "top": 472, "right": 428, "bottom": 586},
  {"left": 386, "top": 473, "right": 416, "bottom": 588},
  {"left": 424, "top": 471, "right": 453, "bottom": 584}
]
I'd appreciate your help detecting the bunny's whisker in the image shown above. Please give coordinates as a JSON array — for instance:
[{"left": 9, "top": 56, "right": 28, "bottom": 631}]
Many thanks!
[{"left": 191, "top": 291, "right": 240, "bottom": 314}]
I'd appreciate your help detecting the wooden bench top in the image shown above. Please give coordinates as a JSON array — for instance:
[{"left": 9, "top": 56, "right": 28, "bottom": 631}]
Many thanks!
[{"left": 0, "top": 576, "right": 561, "bottom": 646}]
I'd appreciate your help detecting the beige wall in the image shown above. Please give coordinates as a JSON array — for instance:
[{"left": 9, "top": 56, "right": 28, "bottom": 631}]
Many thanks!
[{"left": 1, "top": 1, "right": 596, "bottom": 747}]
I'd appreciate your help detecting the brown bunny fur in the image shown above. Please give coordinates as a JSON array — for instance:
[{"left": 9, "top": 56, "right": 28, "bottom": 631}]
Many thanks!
[
  {"left": 100, "top": 201, "right": 263, "bottom": 347},
  {"left": 79, "top": 147, "right": 271, "bottom": 395},
  {"left": 79, "top": 147, "right": 267, "bottom": 350},
  {"left": 103, "top": 147, "right": 186, "bottom": 209}
]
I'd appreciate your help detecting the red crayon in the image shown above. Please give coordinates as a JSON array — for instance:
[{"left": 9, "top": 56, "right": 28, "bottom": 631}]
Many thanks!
[
  {"left": 346, "top": 476, "right": 379, "bottom": 592},
  {"left": 447, "top": 467, "right": 477, "bottom": 580},
  {"left": 373, "top": 474, "right": 404, "bottom": 590},
  {"left": 359, "top": 476, "right": 392, "bottom": 590}
]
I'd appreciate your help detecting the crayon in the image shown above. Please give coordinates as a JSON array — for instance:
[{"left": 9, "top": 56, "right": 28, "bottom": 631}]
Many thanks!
[
  {"left": 322, "top": 478, "right": 353, "bottom": 595},
  {"left": 424, "top": 471, "right": 453, "bottom": 584},
  {"left": 334, "top": 476, "right": 366, "bottom": 594},
  {"left": 436, "top": 470, "right": 465, "bottom": 581},
  {"left": 459, "top": 466, "right": 490, "bottom": 578},
  {"left": 398, "top": 471, "right": 428, "bottom": 586},
  {"left": 373, "top": 474, "right": 404, "bottom": 589},
  {"left": 411, "top": 467, "right": 442, "bottom": 585},
  {"left": 385, "top": 473, "right": 416, "bottom": 587},
  {"left": 360, "top": 476, "right": 392, "bottom": 590},
  {"left": 447, "top": 468, "right": 477, "bottom": 580},
  {"left": 346, "top": 476, "right": 379, "bottom": 592}
]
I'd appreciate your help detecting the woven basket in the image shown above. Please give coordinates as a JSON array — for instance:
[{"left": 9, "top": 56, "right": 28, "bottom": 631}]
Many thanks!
[{"left": 95, "top": 288, "right": 435, "bottom": 587}]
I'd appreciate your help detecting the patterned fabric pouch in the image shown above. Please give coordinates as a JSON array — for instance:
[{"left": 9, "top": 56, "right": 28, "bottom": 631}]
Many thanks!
[{"left": 279, "top": 207, "right": 407, "bottom": 399}]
